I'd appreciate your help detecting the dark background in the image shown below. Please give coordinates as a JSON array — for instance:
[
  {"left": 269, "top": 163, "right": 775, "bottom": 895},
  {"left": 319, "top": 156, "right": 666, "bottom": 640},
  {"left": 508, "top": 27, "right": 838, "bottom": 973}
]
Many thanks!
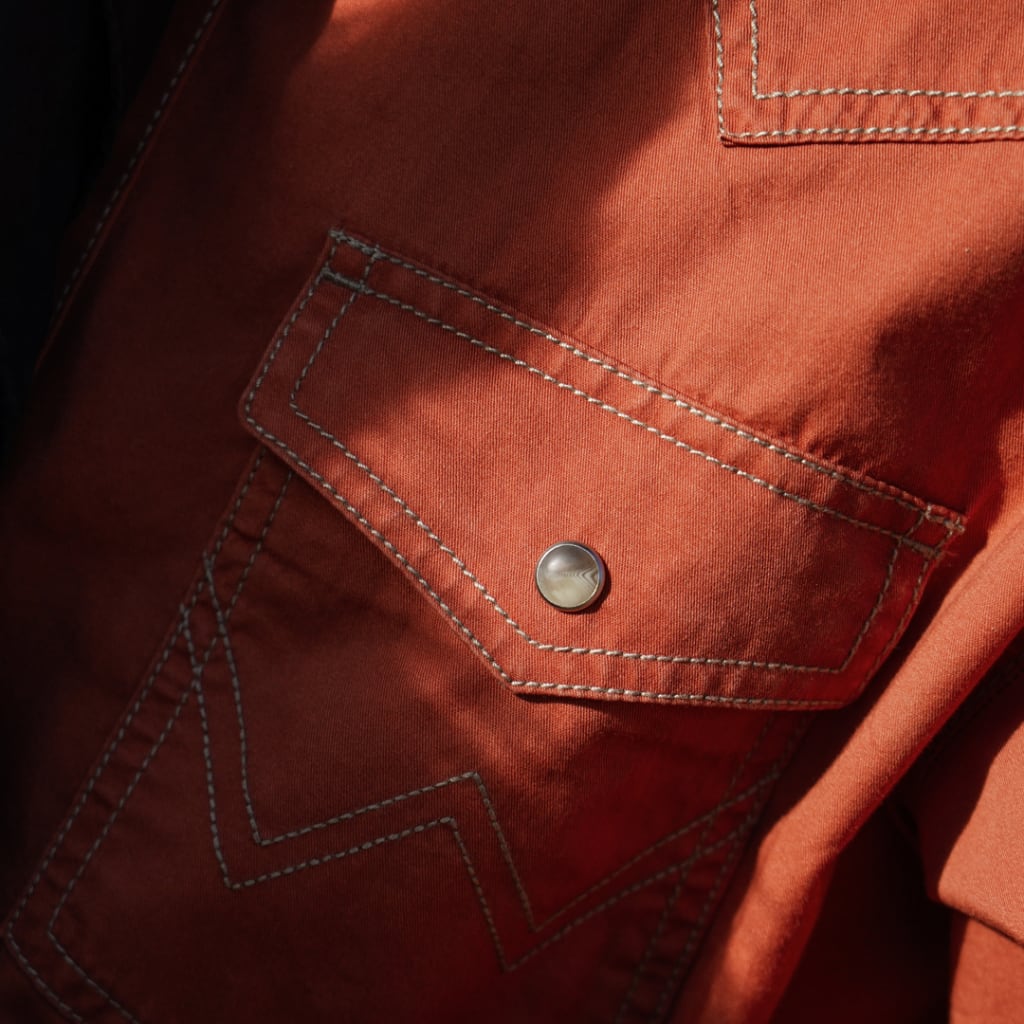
[{"left": 0, "top": 1, "right": 176, "bottom": 462}]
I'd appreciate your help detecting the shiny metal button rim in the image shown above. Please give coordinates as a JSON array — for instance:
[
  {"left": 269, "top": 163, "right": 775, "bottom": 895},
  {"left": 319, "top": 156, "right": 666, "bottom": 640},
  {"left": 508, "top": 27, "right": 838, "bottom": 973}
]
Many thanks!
[{"left": 534, "top": 542, "right": 607, "bottom": 612}]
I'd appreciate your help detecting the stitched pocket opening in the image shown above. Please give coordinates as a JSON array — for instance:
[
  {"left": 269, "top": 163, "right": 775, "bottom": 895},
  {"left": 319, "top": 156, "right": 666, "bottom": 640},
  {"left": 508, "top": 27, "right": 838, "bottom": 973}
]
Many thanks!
[{"left": 241, "top": 228, "right": 966, "bottom": 708}]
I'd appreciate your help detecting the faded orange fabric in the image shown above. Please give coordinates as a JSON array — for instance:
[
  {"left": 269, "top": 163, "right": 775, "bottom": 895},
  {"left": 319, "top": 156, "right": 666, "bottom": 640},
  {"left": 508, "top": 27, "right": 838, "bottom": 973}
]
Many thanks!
[{"left": 1, "top": 1, "right": 1023, "bottom": 1022}]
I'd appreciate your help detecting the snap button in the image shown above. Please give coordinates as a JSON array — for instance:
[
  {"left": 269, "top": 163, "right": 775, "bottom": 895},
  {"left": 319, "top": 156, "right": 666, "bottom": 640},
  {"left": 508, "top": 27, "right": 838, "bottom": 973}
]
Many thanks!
[{"left": 535, "top": 542, "right": 607, "bottom": 612}]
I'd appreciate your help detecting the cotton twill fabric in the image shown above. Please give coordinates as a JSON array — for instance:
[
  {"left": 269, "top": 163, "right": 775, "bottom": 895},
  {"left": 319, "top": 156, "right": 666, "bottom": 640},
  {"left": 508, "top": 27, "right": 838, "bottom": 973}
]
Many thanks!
[{"left": 1, "top": 1, "right": 1023, "bottom": 1022}]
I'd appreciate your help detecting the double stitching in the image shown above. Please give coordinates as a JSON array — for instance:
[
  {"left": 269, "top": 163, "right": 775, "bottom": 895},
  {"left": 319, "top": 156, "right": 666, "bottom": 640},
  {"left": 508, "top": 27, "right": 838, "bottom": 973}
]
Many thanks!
[
  {"left": 195, "top": 596, "right": 782, "bottom": 965},
  {"left": 318, "top": 266, "right": 943, "bottom": 557},
  {"left": 207, "top": 574, "right": 782, "bottom": 936},
  {"left": 194, "top": 621, "right": 785, "bottom": 964},
  {"left": 749, "top": 1, "right": 1024, "bottom": 101},
  {"left": 8, "top": 451, "right": 786, "bottom": 1023},
  {"left": 288, "top": 273, "right": 918, "bottom": 674},
  {"left": 5, "top": 446, "right": 271, "bottom": 1024},
  {"left": 327, "top": 230, "right": 962, "bottom": 534},
  {"left": 14, "top": 460, "right": 291, "bottom": 1024},
  {"left": 649, "top": 721, "right": 811, "bottom": 1021},
  {"left": 42, "top": 471, "right": 288, "bottom": 1024},
  {"left": 713, "top": 0, "right": 1024, "bottom": 139},
  {"left": 615, "top": 715, "right": 778, "bottom": 1022},
  {"left": 286, "top": 281, "right": 910, "bottom": 674},
  {"left": 3, "top": 445, "right": 265, "bottom": 939},
  {"left": 243, "top": 232, "right": 955, "bottom": 705}
]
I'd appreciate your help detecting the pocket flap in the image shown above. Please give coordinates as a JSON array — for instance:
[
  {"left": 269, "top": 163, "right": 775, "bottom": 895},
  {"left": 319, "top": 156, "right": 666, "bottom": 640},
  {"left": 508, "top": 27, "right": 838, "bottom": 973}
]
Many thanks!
[
  {"left": 714, "top": 0, "right": 1024, "bottom": 144},
  {"left": 240, "top": 229, "right": 964, "bottom": 708}
]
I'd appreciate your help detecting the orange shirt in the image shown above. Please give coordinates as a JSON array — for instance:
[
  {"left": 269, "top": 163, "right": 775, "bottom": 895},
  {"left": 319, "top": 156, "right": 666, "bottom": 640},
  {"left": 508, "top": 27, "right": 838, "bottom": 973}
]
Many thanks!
[{"left": 2, "top": 2, "right": 1023, "bottom": 1021}]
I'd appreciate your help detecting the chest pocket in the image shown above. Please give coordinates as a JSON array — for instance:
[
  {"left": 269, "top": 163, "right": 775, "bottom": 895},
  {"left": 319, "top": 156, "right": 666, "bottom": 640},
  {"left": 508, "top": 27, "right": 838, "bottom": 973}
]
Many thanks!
[
  {"left": 241, "top": 227, "right": 964, "bottom": 710},
  {"left": 713, "top": 0, "right": 1024, "bottom": 143}
]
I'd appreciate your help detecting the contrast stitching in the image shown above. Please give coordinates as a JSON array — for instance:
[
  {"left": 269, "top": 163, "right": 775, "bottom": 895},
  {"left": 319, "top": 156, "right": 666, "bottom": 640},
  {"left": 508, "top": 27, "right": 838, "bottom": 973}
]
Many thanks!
[
  {"left": 713, "top": 0, "right": 728, "bottom": 136},
  {"left": 209, "top": 564, "right": 782, "bottom": 923},
  {"left": 54, "top": 0, "right": 224, "bottom": 318},
  {"left": 212, "top": 545, "right": 531, "bottom": 922},
  {"left": 749, "top": 0, "right": 1024, "bottom": 100},
  {"left": 650, "top": 719, "right": 812, "bottom": 1021},
  {"left": 194, "top": 599, "right": 792, "bottom": 962},
  {"left": 446, "top": 822, "right": 510, "bottom": 966},
  {"left": 37, "top": 463, "right": 286, "bottom": 1024},
  {"left": 509, "top": 679, "right": 839, "bottom": 707},
  {"left": 293, "top": 384, "right": 911, "bottom": 669},
  {"left": 225, "top": 788, "right": 770, "bottom": 954},
  {"left": 615, "top": 716, "right": 775, "bottom": 1022},
  {"left": 203, "top": 526, "right": 788, "bottom": 925},
  {"left": 5, "top": 619, "right": 186, "bottom": 940},
  {"left": 6, "top": 447, "right": 268, "bottom": 1023},
  {"left": 47, "top": 670, "right": 194, "bottom": 1024},
  {"left": 5, "top": 445, "right": 263, "bottom": 938},
  {"left": 8, "top": 587, "right": 757, "bottom": 1024},
  {"left": 234, "top": 817, "right": 454, "bottom": 891},
  {"left": 242, "top": 239, "right": 342, "bottom": 424},
  {"left": 179, "top": 496, "right": 509, "bottom": 911},
  {"left": 203, "top": 474, "right": 292, "bottom": 845},
  {"left": 239, "top": 234, "right": 955, "bottom": 705},
  {"left": 428, "top": 813, "right": 776, "bottom": 974},
  {"left": 729, "top": 124, "right": 1024, "bottom": 139},
  {"left": 317, "top": 267, "right": 944, "bottom": 558},
  {"left": 327, "top": 229, "right": 962, "bottom": 533},
  {"left": 189, "top": 614, "right": 239, "bottom": 887},
  {"left": 648, "top": 806, "right": 766, "bottom": 1022},
  {"left": 43, "top": 493, "right": 275, "bottom": 1024},
  {"left": 271, "top": 265, "right": 933, "bottom": 685},
  {"left": 502, "top": 819, "right": 757, "bottom": 971},
  {"left": 249, "top": 408, "right": 922, "bottom": 707},
  {"left": 189, "top": 530, "right": 792, "bottom": 967},
  {"left": 213, "top": 450, "right": 264, "bottom": 561},
  {"left": 290, "top": 255, "right": 379, "bottom": 407},
  {"left": 34, "top": 601, "right": 221, "bottom": 1024},
  {"left": 617, "top": 871, "right": 701, "bottom": 1021},
  {"left": 5, "top": 931, "right": 81, "bottom": 1024},
  {"left": 245, "top": 262, "right": 929, "bottom": 696},
  {"left": 859, "top": 532, "right": 939, "bottom": 685},
  {"left": 712, "top": 0, "right": 1024, "bottom": 138},
  {"left": 45, "top": 552, "right": 270, "bottom": 1024},
  {"left": 527, "top": 774, "right": 776, "bottom": 930}
]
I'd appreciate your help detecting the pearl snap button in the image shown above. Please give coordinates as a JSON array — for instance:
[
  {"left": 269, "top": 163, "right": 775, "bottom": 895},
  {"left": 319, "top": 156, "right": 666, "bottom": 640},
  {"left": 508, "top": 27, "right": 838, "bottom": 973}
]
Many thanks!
[{"left": 535, "top": 542, "right": 607, "bottom": 611}]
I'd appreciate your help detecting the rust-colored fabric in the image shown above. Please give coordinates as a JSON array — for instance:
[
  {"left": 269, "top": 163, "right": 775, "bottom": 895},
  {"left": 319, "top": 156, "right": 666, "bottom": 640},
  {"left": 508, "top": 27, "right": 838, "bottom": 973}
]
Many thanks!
[
  {"left": 2, "top": 1, "right": 1023, "bottom": 1021},
  {"left": 949, "top": 915, "right": 1024, "bottom": 1024},
  {"left": 769, "top": 807, "right": 950, "bottom": 1024},
  {"left": 900, "top": 635, "right": 1024, "bottom": 947}
]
